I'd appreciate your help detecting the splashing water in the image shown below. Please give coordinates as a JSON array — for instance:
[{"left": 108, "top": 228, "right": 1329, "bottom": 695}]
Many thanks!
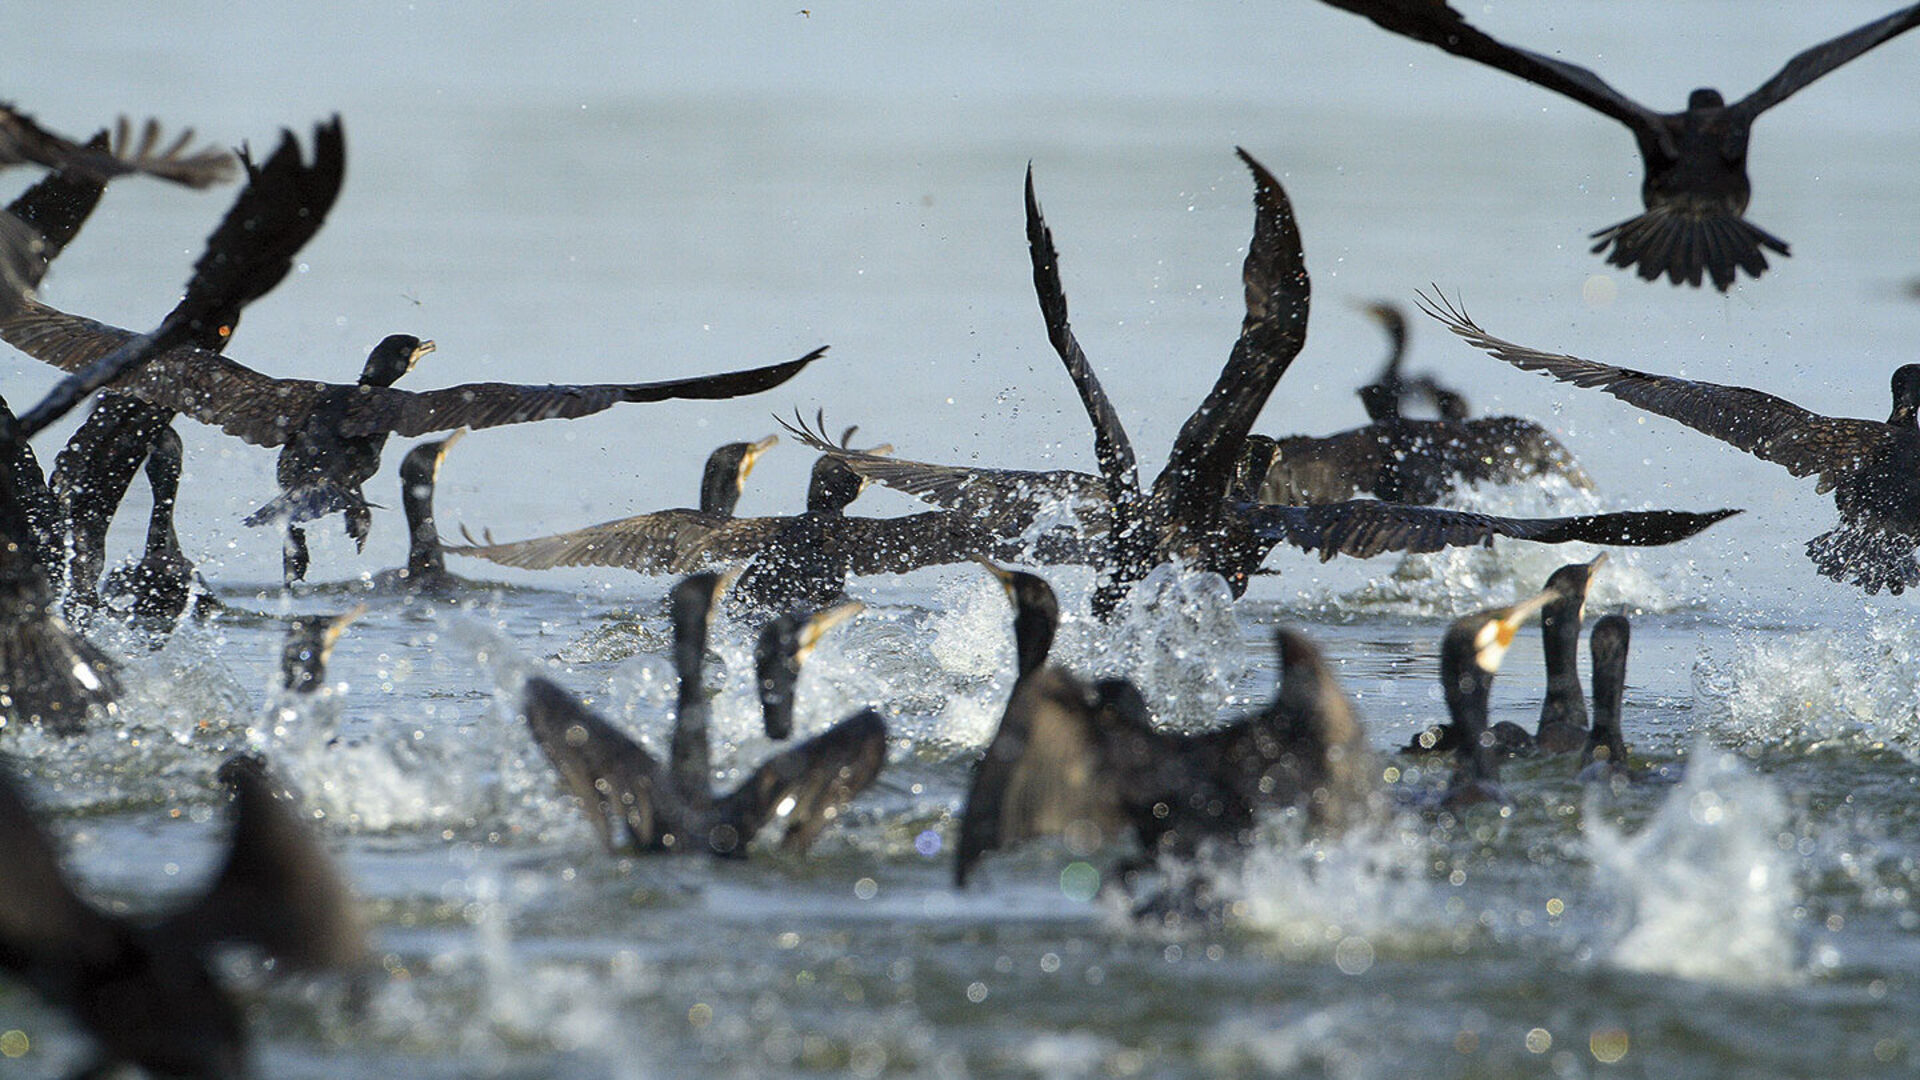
[
  {"left": 1584, "top": 742, "right": 1800, "bottom": 986},
  {"left": 1218, "top": 815, "right": 1444, "bottom": 958},
  {"left": 1695, "top": 612, "right": 1920, "bottom": 757}
]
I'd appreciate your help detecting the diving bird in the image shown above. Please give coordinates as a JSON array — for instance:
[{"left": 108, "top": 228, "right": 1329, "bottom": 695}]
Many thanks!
[
  {"left": 0, "top": 754, "right": 365, "bottom": 1080},
  {"left": 786, "top": 152, "right": 1738, "bottom": 618},
  {"left": 1425, "top": 292, "right": 1920, "bottom": 594},
  {"left": 1319, "top": 0, "right": 1920, "bottom": 290},
  {"left": 0, "top": 118, "right": 349, "bottom": 732},
  {"left": 517, "top": 572, "right": 887, "bottom": 857},
  {"left": 448, "top": 435, "right": 783, "bottom": 576},
  {"left": 0, "top": 104, "right": 233, "bottom": 188},
  {"left": 0, "top": 121, "right": 826, "bottom": 584}
]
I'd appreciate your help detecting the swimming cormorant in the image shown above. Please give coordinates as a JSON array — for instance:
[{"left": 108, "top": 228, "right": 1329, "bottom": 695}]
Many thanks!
[
  {"left": 449, "top": 435, "right": 783, "bottom": 576},
  {"left": 280, "top": 607, "right": 365, "bottom": 695},
  {"left": 1319, "top": 0, "right": 1920, "bottom": 290},
  {"left": 1433, "top": 590, "right": 1558, "bottom": 809},
  {"left": 1579, "top": 614, "right": 1636, "bottom": 780},
  {"left": 787, "top": 153, "right": 1738, "bottom": 618},
  {"left": 0, "top": 104, "right": 233, "bottom": 188},
  {"left": 1426, "top": 292, "right": 1920, "bottom": 594},
  {"left": 0, "top": 754, "right": 365, "bottom": 1080},
  {"left": 755, "top": 600, "right": 863, "bottom": 741},
  {"left": 517, "top": 572, "right": 887, "bottom": 856}
]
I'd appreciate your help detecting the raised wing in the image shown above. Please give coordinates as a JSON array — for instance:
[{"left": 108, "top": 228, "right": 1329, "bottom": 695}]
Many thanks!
[
  {"left": 519, "top": 676, "right": 678, "bottom": 852},
  {"left": 717, "top": 709, "right": 887, "bottom": 853},
  {"left": 0, "top": 104, "right": 234, "bottom": 188},
  {"left": 450, "top": 512, "right": 789, "bottom": 575},
  {"left": 1242, "top": 500, "right": 1741, "bottom": 562},
  {"left": 5, "top": 130, "right": 109, "bottom": 283},
  {"left": 1319, "top": 1, "right": 1662, "bottom": 135},
  {"left": 1732, "top": 3, "right": 1920, "bottom": 119},
  {"left": 1421, "top": 291, "right": 1890, "bottom": 491},
  {"left": 1153, "top": 149, "right": 1311, "bottom": 532}
]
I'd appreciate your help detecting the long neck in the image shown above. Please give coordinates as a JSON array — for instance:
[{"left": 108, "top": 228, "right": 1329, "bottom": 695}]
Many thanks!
[
  {"left": 698, "top": 454, "right": 743, "bottom": 516},
  {"left": 1585, "top": 619, "right": 1631, "bottom": 767},
  {"left": 1538, "top": 599, "right": 1587, "bottom": 732},
  {"left": 669, "top": 600, "right": 714, "bottom": 804},
  {"left": 1442, "top": 654, "right": 1499, "bottom": 788},
  {"left": 1012, "top": 604, "right": 1056, "bottom": 680},
  {"left": 401, "top": 463, "right": 443, "bottom": 579}
]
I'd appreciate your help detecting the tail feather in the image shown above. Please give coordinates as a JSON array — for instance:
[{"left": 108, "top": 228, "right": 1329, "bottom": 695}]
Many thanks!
[
  {"left": 1806, "top": 524, "right": 1920, "bottom": 596},
  {"left": 243, "top": 483, "right": 366, "bottom": 528},
  {"left": 1590, "top": 206, "right": 1789, "bottom": 292}
]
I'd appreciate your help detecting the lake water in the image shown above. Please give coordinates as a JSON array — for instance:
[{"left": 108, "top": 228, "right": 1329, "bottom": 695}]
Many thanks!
[{"left": 4, "top": 3, "right": 1920, "bottom": 1077}]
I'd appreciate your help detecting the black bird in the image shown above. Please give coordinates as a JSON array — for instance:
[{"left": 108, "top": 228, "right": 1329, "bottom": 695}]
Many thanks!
[
  {"left": 0, "top": 754, "right": 365, "bottom": 1080},
  {"left": 1320, "top": 1, "right": 1920, "bottom": 290},
  {"left": 954, "top": 561, "right": 1378, "bottom": 887},
  {"left": 1427, "top": 293, "right": 1920, "bottom": 594},
  {"left": 0, "top": 123, "right": 825, "bottom": 584},
  {"left": 787, "top": 152, "right": 1738, "bottom": 618},
  {"left": 280, "top": 607, "right": 364, "bottom": 695},
  {"left": 1431, "top": 590, "right": 1557, "bottom": 809},
  {"left": 517, "top": 572, "right": 887, "bottom": 857},
  {"left": 1528, "top": 555, "right": 1607, "bottom": 753},
  {"left": 98, "top": 424, "right": 216, "bottom": 626},
  {"left": 754, "top": 599, "right": 863, "bottom": 741},
  {"left": 448, "top": 434, "right": 783, "bottom": 576},
  {"left": 1579, "top": 614, "right": 1636, "bottom": 780},
  {"left": 0, "top": 119, "right": 347, "bottom": 733},
  {"left": 359, "top": 430, "right": 474, "bottom": 596},
  {"left": 1352, "top": 299, "right": 1468, "bottom": 422},
  {"left": 0, "top": 104, "right": 233, "bottom": 188}
]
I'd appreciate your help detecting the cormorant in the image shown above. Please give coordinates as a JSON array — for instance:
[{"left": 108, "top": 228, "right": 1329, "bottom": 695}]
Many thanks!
[
  {"left": 517, "top": 572, "right": 887, "bottom": 856},
  {"left": 755, "top": 599, "right": 863, "bottom": 740},
  {"left": 786, "top": 152, "right": 1738, "bottom": 618},
  {"left": 1526, "top": 555, "right": 1607, "bottom": 753},
  {"left": 1353, "top": 299, "right": 1467, "bottom": 421},
  {"left": 954, "top": 561, "right": 1378, "bottom": 887},
  {"left": 1319, "top": 1, "right": 1920, "bottom": 290},
  {"left": 1426, "top": 293, "right": 1920, "bottom": 594},
  {"left": 0, "top": 122, "right": 826, "bottom": 584},
  {"left": 362, "top": 430, "right": 472, "bottom": 596},
  {"left": 280, "top": 607, "right": 365, "bottom": 695},
  {"left": 1432, "top": 590, "right": 1558, "bottom": 809},
  {"left": 0, "top": 754, "right": 365, "bottom": 1080},
  {"left": 1579, "top": 614, "right": 1635, "bottom": 780},
  {"left": 0, "top": 104, "right": 233, "bottom": 188},
  {"left": 448, "top": 435, "right": 782, "bottom": 576},
  {"left": 0, "top": 119, "right": 347, "bottom": 732}
]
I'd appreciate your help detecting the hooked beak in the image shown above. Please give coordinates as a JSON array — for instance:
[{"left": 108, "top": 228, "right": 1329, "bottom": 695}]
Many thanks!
[
  {"left": 408, "top": 339, "right": 437, "bottom": 372},
  {"left": 974, "top": 556, "right": 1017, "bottom": 602},
  {"left": 739, "top": 434, "right": 779, "bottom": 483}
]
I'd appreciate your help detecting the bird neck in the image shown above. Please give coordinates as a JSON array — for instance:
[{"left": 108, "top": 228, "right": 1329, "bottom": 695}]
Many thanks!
[
  {"left": 699, "top": 454, "right": 745, "bottom": 516},
  {"left": 1012, "top": 605, "right": 1056, "bottom": 680},
  {"left": 141, "top": 431, "right": 185, "bottom": 561},
  {"left": 1442, "top": 654, "right": 1500, "bottom": 787},
  {"left": 400, "top": 465, "right": 443, "bottom": 579},
  {"left": 1539, "top": 603, "right": 1588, "bottom": 730},
  {"left": 670, "top": 598, "right": 714, "bottom": 800}
]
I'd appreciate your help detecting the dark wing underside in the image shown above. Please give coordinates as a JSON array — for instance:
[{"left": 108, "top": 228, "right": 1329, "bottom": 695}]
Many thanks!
[
  {"left": 836, "top": 512, "right": 1010, "bottom": 575},
  {"left": 519, "top": 676, "right": 677, "bottom": 852},
  {"left": 0, "top": 303, "right": 826, "bottom": 448},
  {"left": 1317, "top": 1, "right": 1662, "bottom": 136},
  {"left": 1731, "top": 4, "right": 1920, "bottom": 120},
  {"left": 1421, "top": 292, "right": 1889, "bottom": 493},
  {"left": 450, "top": 512, "right": 790, "bottom": 575},
  {"left": 1241, "top": 500, "right": 1741, "bottom": 561},
  {"left": 0, "top": 105, "right": 235, "bottom": 188},
  {"left": 716, "top": 709, "right": 888, "bottom": 853}
]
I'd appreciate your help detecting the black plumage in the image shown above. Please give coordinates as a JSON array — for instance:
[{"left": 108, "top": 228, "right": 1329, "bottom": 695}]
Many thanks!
[
  {"left": 0, "top": 755, "right": 364, "bottom": 1080},
  {"left": 1320, "top": 0, "right": 1920, "bottom": 290},
  {"left": 518, "top": 573, "right": 887, "bottom": 857},
  {"left": 1579, "top": 614, "right": 1636, "bottom": 780},
  {"left": 1427, "top": 293, "right": 1920, "bottom": 594},
  {"left": 0, "top": 104, "right": 233, "bottom": 189}
]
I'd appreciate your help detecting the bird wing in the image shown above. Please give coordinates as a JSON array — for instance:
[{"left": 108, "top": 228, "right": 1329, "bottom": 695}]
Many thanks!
[
  {"left": 1260, "top": 429, "right": 1383, "bottom": 504},
  {"left": 1025, "top": 166, "right": 1141, "bottom": 502},
  {"left": 834, "top": 511, "right": 1013, "bottom": 575},
  {"left": 0, "top": 767, "right": 121, "bottom": 976},
  {"left": 1422, "top": 292, "right": 1891, "bottom": 491},
  {"left": 0, "top": 104, "right": 235, "bottom": 188},
  {"left": 1732, "top": 4, "right": 1920, "bottom": 119},
  {"left": 1318, "top": 1, "right": 1662, "bottom": 135},
  {"left": 1240, "top": 500, "right": 1741, "bottom": 562},
  {"left": 518, "top": 676, "right": 676, "bottom": 852},
  {"left": 158, "top": 755, "right": 366, "bottom": 972},
  {"left": 1153, "top": 149, "right": 1311, "bottom": 532},
  {"left": 1439, "top": 417, "right": 1594, "bottom": 488},
  {"left": 716, "top": 709, "right": 888, "bottom": 853},
  {"left": 449, "top": 511, "right": 789, "bottom": 574},
  {"left": 5, "top": 129, "right": 109, "bottom": 284}
]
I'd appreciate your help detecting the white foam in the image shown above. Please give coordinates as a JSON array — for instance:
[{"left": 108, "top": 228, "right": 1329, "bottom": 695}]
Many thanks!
[{"left": 1695, "top": 612, "right": 1920, "bottom": 756}]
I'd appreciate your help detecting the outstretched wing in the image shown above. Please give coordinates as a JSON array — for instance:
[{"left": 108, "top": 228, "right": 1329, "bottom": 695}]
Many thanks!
[
  {"left": 450, "top": 512, "right": 789, "bottom": 575},
  {"left": 0, "top": 104, "right": 234, "bottom": 188},
  {"left": 1318, "top": 1, "right": 1662, "bottom": 135},
  {"left": 1732, "top": 4, "right": 1920, "bottom": 119},
  {"left": 1242, "top": 500, "right": 1741, "bottom": 562},
  {"left": 518, "top": 676, "right": 676, "bottom": 852},
  {"left": 5, "top": 129, "right": 109, "bottom": 284},
  {"left": 1421, "top": 291, "right": 1890, "bottom": 492},
  {"left": 717, "top": 709, "right": 887, "bottom": 853}
]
